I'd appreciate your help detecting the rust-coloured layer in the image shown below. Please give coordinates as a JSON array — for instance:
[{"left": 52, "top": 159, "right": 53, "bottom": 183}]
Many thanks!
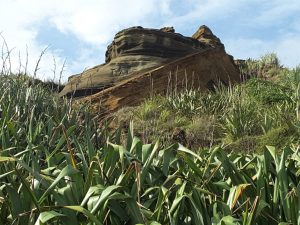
[{"left": 76, "top": 48, "right": 240, "bottom": 116}]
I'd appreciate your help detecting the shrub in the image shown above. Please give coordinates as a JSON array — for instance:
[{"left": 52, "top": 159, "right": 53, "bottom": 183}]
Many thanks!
[
  {"left": 186, "top": 115, "right": 221, "bottom": 148},
  {"left": 245, "top": 78, "right": 292, "bottom": 105}
]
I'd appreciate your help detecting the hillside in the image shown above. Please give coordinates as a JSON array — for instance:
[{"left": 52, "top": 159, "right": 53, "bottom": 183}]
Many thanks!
[
  {"left": 108, "top": 53, "right": 299, "bottom": 149},
  {"left": 1, "top": 53, "right": 300, "bottom": 224}
]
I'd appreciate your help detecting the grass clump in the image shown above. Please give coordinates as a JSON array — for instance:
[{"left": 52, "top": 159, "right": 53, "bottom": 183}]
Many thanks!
[
  {"left": 239, "top": 53, "right": 283, "bottom": 79},
  {"left": 185, "top": 115, "right": 221, "bottom": 148}
]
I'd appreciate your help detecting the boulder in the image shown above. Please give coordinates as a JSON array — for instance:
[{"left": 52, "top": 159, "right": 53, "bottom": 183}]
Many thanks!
[{"left": 60, "top": 25, "right": 224, "bottom": 97}]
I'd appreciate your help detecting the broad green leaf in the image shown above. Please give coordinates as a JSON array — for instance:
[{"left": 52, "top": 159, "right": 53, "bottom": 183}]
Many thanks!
[
  {"left": 140, "top": 141, "right": 159, "bottom": 185},
  {"left": 38, "top": 165, "right": 78, "bottom": 204},
  {"left": 177, "top": 144, "right": 202, "bottom": 162},
  {"left": 126, "top": 198, "right": 144, "bottom": 224},
  {"left": 91, "top": 185, "right": 120, "bottom": 214},
  {"left": 46, "top": 125, "right": 77, "bottom": 161},
  {"left": 64, "top": 205, "right": 103, "bottom": 225},
  {"left": 38, "top": 210, "right": 65, "bottom": 223},
  {"left": 219, "top": 215, "right": 239, "bottom": 225}
]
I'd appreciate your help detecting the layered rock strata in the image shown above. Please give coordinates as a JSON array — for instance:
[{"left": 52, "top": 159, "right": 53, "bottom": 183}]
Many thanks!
[
  {"left": 60, "top": 25, "right": 241, "bottom": 115},
  {"left": 60, "top": 25, "right": 229, "bottom": 98}
]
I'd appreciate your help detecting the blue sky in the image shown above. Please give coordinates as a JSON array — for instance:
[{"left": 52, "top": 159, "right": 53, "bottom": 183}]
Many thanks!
[{"left": 0, "top": 0, "right": 299, "bottom": 81}]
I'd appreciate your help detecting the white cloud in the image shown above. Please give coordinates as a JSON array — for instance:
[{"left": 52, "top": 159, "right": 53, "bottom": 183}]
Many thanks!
[
  {"left": 0, "top": 0, "right": 299, "bottom": 82},
  {"left": 49, "top": 0, "right": 163, "bottom": 45},
  {"left": 224, "top": 38, "right": 270, "bottom": 60},
  {"left": 0, "top": 0, "right": 170, "bottom": 81},
  {"left": 224, "top": 35, "right": 300, "bottom": 68},
  {"left": 159, "top": 0, "right": 173, "bottom": 16},
  {"left": 254, "top": 0, "right": 300, "bottom": 26},
  {"left": 0, "top": 0, "right": 67, "bottom": 81},
  {"left": 165, "top": 0, "right": 300, "bottom": 68},
  {"left": 275, "top": 35, "right": 300, "bottom": 68}
]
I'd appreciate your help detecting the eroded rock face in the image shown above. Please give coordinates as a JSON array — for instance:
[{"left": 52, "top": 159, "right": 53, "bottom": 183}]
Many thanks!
[
  {"left": 104, "top": 26, "right": 208, "bottom": 63},
  {"left": 192, "top": 25, "right": 224, "bottom": 49},
  {"left": 159, "top": 26, "right": 175, "bottom": 33},
  {"left": 60, "top": 25, "right": 225, "bottom": 97},
  {"left": 76, "top": 48, "right": 241, "bottom": 116}
]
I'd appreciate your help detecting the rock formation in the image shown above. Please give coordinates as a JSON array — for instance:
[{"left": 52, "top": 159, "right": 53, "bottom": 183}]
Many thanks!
[
  {"left": 60, "top": 25, "right": 241, "bottom": 115},
  {"left": 60, "top": 25, "right": 232, "bottom": 97},
  {"left": 76, "top": 48, "right": 240, "bottom": 116},
  {"left": 192, "top": 25, "right": 224, "bottom": 49}
]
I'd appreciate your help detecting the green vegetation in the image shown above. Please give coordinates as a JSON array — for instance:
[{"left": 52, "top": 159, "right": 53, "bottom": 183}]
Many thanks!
[
  {"left": 114, "top": 56, "right": 300, "bottom": 152},
  {"left": 0, "top": 54, "right": 300, "bottom": 224}
]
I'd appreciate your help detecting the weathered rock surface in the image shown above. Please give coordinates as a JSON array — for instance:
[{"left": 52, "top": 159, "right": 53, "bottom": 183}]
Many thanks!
[
  {"left": 60, "top": 25, "right": 241, "bottom": 115},
  {"left": 76, "top": 48, "right": 241, "bottom": 117},
  {"left": 192, "top": 25, "right": 224, "bottom": 49},
  {"left": 60, "top": 25, "right": 226, "bottom": 97}
]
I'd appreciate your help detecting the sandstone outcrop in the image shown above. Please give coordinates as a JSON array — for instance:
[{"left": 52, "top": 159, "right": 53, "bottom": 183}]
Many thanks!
[
  {"left": 192, "top": 25, "right": 224, "bottom": 49},
  {"left": 60, "top": 25, "right": 229, "bottom": 97},
  {"left": 60, "top": 25, "right": 241, "bottom": 115},
  {"left": 77, "top": 48, "right": 240, "bottom": 116}
]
